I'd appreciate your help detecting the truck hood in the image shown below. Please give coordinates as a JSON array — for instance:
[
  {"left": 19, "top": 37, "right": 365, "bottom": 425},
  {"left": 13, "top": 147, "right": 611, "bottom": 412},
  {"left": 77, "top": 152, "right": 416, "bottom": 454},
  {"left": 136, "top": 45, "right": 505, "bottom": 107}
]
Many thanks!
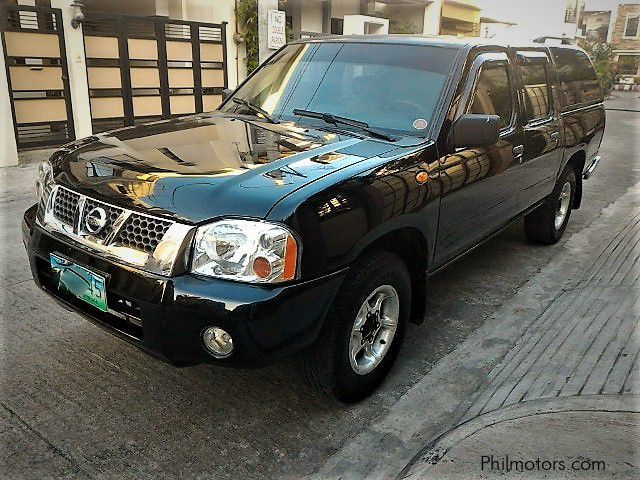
[{"left": 53, "top": 113, "right": 404, "bottom": 224}]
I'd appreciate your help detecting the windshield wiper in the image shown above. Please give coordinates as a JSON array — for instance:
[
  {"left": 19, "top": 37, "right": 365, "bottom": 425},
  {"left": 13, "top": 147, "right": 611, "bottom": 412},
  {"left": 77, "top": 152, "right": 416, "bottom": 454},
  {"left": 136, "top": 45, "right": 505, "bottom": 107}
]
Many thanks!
[
  {"left": 232, "top": 98, "right": 279, "bottom": 124},
  {"left": 292, "top": 109, "right": 396, "bottom": 142}
]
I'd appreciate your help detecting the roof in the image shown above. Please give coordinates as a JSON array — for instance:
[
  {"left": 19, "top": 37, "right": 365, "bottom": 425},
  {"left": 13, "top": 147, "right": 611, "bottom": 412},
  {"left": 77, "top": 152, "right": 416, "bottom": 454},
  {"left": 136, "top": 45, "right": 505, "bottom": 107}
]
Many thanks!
[
  {"left": 292, "top": 34, "right": 476, "bottom": 49},
  {"left": 445, "top": 0, "right": 481, "bottom": 11},
  {"left": 291, "top": 34, "right": 580, "bottom": 51}
]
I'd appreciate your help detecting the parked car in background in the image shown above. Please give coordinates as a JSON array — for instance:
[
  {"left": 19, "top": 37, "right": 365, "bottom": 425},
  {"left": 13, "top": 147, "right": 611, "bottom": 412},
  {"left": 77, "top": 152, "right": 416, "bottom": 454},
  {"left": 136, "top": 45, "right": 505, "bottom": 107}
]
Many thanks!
[{"left": 23, "top": 36, "right": 605, "bottom": 401}]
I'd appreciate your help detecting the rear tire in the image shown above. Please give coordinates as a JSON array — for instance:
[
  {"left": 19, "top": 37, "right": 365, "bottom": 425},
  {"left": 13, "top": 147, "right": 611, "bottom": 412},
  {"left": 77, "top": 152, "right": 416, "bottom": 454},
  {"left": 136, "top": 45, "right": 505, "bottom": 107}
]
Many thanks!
[
  {"left": 524, "top": 165, "right": 576, "bottom": 245},
  {"left": 300, "top": 251, "right": 411, "bottom": 402}
]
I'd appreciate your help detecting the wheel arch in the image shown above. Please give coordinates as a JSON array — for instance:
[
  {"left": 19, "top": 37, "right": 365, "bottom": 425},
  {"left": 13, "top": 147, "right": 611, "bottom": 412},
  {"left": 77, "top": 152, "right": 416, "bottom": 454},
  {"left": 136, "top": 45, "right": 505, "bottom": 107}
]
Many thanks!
[
  {"left": 565, "top": 150, "right": 585, "bottom": 209},
  {"left": 357, "top": 227, "right": 429, "bottom": 325}
]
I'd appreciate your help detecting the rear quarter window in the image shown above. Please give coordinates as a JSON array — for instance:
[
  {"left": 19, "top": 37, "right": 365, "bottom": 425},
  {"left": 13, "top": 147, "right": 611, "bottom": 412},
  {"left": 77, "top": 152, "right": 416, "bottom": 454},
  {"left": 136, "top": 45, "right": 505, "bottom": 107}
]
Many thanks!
[{"left": 551, "top": 47, "right": 603, "bottom": 110}]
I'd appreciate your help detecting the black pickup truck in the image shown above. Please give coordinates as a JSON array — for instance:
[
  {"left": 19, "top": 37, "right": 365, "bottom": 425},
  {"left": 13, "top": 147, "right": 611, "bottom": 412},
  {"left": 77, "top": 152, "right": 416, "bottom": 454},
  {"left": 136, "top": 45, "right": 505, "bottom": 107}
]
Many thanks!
[{"left": 23, "top": 36, "right": 605, "bottom": 401}]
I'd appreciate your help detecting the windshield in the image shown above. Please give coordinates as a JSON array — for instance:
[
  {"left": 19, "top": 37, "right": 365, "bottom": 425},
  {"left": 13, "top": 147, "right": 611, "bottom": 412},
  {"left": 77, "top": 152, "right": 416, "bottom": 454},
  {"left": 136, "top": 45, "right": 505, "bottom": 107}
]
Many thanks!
[{"left": 219, "top": 42, "right": 457, "bottom": 137}]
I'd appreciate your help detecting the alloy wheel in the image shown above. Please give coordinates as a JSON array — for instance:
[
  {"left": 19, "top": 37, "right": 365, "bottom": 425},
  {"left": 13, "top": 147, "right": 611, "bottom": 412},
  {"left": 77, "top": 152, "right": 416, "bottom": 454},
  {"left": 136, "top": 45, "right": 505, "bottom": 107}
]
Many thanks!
[
  {"left": 555, "top": 181, "right": 572, "bottom": 230},
  {"left": 348, "top": 284, "right": 400, "bottom": 375}
]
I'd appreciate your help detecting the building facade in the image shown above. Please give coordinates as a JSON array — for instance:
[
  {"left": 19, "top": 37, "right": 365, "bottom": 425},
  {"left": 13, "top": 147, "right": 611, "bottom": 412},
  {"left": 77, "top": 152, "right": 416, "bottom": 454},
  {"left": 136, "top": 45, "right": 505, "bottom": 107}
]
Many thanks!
[
  {"left": 580, "top": 9, "right": 612, "bottom": 42},
  {"left": 610, "top": 3, "right": 640, "bottom": 78},
  {"left": 282, "top": 0, "right": 481, "bottom": 38}
]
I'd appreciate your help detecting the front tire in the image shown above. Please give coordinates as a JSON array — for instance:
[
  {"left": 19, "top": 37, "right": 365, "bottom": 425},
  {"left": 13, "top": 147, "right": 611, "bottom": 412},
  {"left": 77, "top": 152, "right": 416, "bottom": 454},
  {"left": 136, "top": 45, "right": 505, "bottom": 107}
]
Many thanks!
[
  {"left": 524, "top": 165, "right": 576, "bottom": 245},
  {"left": 300, "top": 251, "right": 411, "bottom": 402}
]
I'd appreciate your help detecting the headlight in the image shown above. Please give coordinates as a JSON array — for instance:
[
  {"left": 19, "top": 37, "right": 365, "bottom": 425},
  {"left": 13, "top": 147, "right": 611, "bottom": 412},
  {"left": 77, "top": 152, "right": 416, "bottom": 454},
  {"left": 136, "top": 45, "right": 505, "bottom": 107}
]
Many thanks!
[
  {"left": 191, "top": 219, "right": 299, "bottom": 283},
  {"left": 35, "top": 160, "right": 53, "bottom": 202}
]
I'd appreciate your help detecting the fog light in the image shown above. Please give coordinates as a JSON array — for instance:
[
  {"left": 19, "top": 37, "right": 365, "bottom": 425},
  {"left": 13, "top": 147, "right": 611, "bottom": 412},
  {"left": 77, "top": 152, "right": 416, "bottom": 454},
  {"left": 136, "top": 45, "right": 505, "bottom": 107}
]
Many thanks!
[{"left": 202, "top": 327, "right": 233, "bottom": 358}]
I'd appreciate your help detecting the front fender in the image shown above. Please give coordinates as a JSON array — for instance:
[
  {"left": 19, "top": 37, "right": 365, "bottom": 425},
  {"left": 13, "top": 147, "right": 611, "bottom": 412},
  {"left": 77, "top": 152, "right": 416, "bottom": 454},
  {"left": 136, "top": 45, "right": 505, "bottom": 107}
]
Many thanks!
[{"left": 267, "top": 144, "right": 441, "bottom": 280}]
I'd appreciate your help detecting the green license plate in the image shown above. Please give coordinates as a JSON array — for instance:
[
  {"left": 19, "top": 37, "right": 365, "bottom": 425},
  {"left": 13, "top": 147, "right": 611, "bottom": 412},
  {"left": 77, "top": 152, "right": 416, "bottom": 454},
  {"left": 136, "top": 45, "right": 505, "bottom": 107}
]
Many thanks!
[{"left": 50, "top": 254, "right": 108, "bottom": 312}]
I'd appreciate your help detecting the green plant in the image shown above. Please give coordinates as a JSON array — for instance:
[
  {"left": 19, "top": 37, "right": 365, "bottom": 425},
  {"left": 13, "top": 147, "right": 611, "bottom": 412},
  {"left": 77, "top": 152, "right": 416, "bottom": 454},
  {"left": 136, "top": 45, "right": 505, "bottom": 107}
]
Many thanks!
[
  {"left": 390, "top": 20, "right": 418, "bottom": 34},
  {"left": 237, "top": 0, "right": 259, "bottom": 73},
  {"left": 580, "top": 39, "right": 615, "bottom": 93},
  {"left": 237, "top": 0, "right": 289, "bottom": 74}
]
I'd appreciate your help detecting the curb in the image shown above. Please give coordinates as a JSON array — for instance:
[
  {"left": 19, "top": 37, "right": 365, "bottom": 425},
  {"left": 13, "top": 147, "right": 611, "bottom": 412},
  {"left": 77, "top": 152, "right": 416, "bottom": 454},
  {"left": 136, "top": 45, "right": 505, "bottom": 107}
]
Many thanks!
[{"left": 398, "top": 394, "right": 640, "bottom": 478}]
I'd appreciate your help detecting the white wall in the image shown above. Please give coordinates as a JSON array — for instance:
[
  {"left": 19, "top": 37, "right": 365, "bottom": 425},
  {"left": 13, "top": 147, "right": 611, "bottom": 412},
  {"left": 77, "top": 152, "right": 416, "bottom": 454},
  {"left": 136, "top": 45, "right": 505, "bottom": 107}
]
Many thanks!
[
  {"left": 300, "top": 0, "right": 324, "bottom": 33},
  {"left": 343, "top": 15, "right": 389, "bottom": 35},
  {"left": 0, "top": 39, "right": 18, "bottom": 167},
  {"left": 423, "top": 0, "right": 443, "bottom": 35},
  {"left": 50, "top": 0, "right": 93, "bottom": 140},
  {"left": 331, "top": 0, "right": 360, "bottom": 19},
  {"left": 181, "top": 0, "right": 243, "bottom": 88}
]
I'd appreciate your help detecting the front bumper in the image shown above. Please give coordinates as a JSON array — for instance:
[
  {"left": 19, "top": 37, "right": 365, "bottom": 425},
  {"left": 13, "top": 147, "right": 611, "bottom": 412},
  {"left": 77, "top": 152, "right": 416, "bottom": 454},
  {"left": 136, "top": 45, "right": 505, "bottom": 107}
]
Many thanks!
[{"left": 22, "top": 205, "right": 346, "bottom": 367}]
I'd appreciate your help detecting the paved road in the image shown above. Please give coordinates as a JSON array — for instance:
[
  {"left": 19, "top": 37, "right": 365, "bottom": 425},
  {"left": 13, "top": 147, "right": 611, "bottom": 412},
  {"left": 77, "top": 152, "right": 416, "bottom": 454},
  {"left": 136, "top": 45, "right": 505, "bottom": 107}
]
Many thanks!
[{"left": 1, "top": 93, "right": 639, "bottom": 479}]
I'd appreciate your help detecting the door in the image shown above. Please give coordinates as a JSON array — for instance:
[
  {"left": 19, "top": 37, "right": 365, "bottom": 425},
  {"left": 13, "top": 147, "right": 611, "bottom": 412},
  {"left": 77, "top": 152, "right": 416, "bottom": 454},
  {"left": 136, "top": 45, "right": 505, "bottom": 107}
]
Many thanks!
[
  {"left": 1, "top": 3, "right": 75, "bottom": 148},
  {"left": 515, "top": 49, "right": 563, "bottom": 209},
  {"left": 82, "top": 13, "right": 228, "bottom": 133},
  {"left": 434, "top": 52, "right": 525, "bottom": 266}
]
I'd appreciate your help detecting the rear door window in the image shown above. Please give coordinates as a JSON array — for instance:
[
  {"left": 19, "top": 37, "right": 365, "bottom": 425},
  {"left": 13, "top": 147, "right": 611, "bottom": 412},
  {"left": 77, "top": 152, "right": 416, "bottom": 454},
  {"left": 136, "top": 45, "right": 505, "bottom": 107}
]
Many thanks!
[
  {"left": 467, "top": 63, "right": 514, "bottom": 130},
  {"left": 550, "top": 47, "right": 603, "bottom": 109},
  {"left": 518, "top": 61, "right": 552, "bottom": 122}
]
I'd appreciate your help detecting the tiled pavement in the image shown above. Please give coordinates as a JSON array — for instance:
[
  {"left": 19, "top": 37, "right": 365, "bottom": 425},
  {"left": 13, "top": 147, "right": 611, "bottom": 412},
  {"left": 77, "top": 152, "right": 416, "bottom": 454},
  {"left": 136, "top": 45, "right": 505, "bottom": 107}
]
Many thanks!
[{"left": 461, "top": 207, "right": 640, "bottom": 422}]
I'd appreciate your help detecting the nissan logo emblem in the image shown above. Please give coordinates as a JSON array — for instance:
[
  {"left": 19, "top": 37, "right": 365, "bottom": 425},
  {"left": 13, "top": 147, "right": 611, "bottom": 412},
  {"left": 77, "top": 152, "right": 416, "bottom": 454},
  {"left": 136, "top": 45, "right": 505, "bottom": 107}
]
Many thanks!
[{"left": 85, "top": 206, "right": 107, "bottom": 234}]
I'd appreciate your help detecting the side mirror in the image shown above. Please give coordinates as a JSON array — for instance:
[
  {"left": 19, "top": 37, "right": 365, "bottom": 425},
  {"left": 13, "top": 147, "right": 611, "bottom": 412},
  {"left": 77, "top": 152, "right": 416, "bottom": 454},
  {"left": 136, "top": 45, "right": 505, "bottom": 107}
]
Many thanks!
[
  {"left": 222, "top": 88, "right": 233, "bottom": 101},
  {"left": 448, "top": 114, "right": 500, "bottom": 149}
]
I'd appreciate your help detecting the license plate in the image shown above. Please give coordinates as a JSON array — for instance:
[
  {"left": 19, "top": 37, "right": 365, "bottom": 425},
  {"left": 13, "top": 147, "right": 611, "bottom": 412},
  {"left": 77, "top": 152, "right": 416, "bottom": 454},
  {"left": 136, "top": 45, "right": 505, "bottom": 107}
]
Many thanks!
[{"left": 50, "top": 254, "right": 108, "bottom": 312}]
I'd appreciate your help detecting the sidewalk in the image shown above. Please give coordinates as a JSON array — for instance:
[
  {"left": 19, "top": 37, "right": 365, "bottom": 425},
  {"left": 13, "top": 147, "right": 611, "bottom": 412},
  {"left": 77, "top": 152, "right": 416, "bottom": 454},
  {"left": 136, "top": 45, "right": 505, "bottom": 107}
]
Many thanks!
[
  {"left": 401, "top": 191, "right": 640, "bottom": 478},
  {"left": 604, "top": 90, "right": 640, "bottom": 112}
]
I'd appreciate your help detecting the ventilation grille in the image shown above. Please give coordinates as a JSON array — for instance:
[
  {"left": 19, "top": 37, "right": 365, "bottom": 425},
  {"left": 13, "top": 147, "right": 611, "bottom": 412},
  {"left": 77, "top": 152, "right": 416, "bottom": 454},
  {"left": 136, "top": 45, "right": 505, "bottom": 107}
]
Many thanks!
[
  {"left": 115, "top": 214, "right": 173, "bottom": 253},
  {"left": 52, "top": 188, "right": 79, "bottom": 226}
]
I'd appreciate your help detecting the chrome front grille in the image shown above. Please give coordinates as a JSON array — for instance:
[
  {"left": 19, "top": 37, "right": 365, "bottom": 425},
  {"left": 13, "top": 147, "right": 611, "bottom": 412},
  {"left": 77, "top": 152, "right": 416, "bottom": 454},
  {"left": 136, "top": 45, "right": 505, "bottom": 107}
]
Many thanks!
[
  {"left": 82, "top": 197, "right": 124, "bottom": 241},
  {"left": 37, "top": 183, "right": 53, "bottom": 223},
  {"left": 53, "top": 188, "right": 80, "bottom": 226},
  {"left": 115, "top": 213, "right": 172, "bottom": 253},
  {"left": 38, "top": 185, "right": 194, "bottom": 276}
]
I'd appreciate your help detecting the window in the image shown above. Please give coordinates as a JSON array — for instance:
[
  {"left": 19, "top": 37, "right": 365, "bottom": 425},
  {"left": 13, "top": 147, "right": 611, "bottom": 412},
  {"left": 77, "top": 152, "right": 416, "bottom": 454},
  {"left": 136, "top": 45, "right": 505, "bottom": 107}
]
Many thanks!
[
  {"left": 624, "top": 15, "right": 639, "bottom": 38},
  {"left": 519, "top": 63, "right": 551, "bottom": 121},
  {"left": 331, "top": 18, "right": 344, "bottom": 35},
  {"left": 551, "top": 47, "right": 603, "bottom": 109},
  {"left": 221, "top": 43, "right": 457, "bottom": 135},
  {"left": 467, "top": 64, "right": 513, "bottom": 129},
  {"left": 617, "top": 55, "right": 640, "bottom": 76}
]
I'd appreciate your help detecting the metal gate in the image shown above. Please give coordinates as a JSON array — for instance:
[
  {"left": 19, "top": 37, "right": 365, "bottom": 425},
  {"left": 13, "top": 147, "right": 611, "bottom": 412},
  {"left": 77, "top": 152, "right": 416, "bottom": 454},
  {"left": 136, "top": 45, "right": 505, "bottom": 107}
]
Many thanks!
[
  {"left": 1, "top": 4, "right": 75, "bottom": 148},
  {"left": 82, "top": 13, "right": 228, "bottom": 133}
]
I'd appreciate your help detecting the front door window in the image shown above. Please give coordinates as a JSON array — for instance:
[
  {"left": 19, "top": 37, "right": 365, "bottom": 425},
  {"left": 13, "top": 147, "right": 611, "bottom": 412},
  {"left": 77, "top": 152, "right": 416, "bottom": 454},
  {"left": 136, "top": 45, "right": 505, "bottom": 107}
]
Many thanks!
[{"left": 467, "top": 64, "right": 514, "bottom": 130}]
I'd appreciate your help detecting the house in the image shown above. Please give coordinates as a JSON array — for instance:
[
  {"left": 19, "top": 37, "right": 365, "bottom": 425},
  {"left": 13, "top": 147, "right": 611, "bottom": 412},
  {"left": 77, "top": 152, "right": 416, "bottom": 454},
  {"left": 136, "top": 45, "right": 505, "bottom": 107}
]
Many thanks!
[{"left": 610, "top": 2, "right": 640, "bottom": 81}]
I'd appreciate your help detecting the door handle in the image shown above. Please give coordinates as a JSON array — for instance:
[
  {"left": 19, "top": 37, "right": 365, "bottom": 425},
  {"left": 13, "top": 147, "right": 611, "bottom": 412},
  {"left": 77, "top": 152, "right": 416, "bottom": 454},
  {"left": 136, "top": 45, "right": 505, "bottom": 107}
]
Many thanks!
[
  {"left": 550, "top": 131, "right": 560, "bottom": 142},
  {"left": 513, "top": 145, "right": 524, "bottom": 163}
]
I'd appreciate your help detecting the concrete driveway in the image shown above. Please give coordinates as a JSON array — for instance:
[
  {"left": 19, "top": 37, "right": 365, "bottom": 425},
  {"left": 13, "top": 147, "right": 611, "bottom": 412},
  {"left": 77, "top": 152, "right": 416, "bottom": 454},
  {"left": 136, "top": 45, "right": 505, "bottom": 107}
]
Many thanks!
[{"left": 1, "top": 93, "right": 638, "bottom": 479}]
